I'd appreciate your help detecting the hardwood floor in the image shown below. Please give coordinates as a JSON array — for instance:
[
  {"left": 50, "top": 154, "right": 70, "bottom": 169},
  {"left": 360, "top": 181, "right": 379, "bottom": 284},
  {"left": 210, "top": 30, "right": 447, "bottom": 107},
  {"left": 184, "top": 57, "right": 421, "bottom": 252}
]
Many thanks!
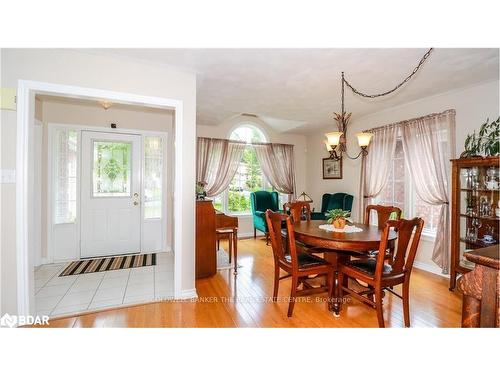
[{"left": 37, "top": 237, "right": 462, "bottom": 328}]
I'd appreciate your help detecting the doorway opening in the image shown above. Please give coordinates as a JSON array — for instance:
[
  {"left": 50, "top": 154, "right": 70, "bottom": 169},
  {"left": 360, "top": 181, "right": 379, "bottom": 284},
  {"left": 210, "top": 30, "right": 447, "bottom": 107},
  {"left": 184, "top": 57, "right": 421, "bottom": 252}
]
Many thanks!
[{"left": 16, "top": 81, "right": 186, "bottom": 318}]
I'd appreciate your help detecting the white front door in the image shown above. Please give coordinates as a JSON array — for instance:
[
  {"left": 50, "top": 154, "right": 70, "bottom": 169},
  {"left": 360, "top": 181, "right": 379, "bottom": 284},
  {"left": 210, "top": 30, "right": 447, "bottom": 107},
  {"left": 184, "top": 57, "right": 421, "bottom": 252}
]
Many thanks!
[{"left": 80, "top": 131, "right": 142, "bottom": 258}]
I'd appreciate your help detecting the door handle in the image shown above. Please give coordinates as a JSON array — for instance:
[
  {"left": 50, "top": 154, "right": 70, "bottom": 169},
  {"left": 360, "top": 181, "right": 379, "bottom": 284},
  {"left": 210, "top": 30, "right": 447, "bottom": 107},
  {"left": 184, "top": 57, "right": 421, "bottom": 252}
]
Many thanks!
[{"left": 133, "top": 193, "right": 140, "bottom": 206}]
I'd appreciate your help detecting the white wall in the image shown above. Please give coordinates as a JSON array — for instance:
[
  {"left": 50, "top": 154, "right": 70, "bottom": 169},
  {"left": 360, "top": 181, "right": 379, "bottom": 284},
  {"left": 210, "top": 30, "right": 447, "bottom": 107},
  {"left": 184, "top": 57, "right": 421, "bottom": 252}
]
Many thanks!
[
  {"left": 197, "top": 115, "right": 308, "bottom": 237},
  {"left": 0, "top": 49, "right": 197, "bottom": 315},
  {"left": 39, "top": 99, "right": 176, "bottom": 261},
  {"left": 306, "top": 79, "right": 499, "bottom": 273}
]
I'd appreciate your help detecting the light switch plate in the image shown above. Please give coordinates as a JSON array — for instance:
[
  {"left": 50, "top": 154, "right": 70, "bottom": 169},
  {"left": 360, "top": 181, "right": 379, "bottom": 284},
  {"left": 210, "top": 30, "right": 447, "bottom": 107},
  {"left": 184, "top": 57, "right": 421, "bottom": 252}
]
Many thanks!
[
  {"left": 1, "top": 169, "right": 16, "bottom": 184},
  {"left": 1, "top": 88, "right": 17, "bottom": 110}
]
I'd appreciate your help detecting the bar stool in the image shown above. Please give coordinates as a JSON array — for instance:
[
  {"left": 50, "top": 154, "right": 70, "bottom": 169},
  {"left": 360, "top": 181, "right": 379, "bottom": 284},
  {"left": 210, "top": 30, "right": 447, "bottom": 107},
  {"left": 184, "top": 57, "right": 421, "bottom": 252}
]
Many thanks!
[{"left": 216, "top": 227, "right": 238, "bottom": 274}]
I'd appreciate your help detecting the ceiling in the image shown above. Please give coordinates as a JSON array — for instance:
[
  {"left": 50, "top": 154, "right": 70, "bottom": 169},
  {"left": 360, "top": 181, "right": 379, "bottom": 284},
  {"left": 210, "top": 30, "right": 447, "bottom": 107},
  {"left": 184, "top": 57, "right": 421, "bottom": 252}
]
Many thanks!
[{"left": 86, "top": 48, "right": 499, "bottom": 134}]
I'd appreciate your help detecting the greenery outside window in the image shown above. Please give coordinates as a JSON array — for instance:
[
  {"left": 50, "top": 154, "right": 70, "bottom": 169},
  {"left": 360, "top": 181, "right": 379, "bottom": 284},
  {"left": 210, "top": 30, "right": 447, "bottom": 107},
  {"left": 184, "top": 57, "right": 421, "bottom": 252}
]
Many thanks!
[{"left": 211, "top": 124, "right": 278, "bottom": 215}]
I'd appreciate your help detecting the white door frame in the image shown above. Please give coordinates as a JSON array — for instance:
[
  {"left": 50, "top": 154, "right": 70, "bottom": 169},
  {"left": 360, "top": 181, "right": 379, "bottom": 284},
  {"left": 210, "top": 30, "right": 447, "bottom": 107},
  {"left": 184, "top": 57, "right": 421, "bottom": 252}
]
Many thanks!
[{"left": 16, "top": 80, "right": 186, "bottom": 316}]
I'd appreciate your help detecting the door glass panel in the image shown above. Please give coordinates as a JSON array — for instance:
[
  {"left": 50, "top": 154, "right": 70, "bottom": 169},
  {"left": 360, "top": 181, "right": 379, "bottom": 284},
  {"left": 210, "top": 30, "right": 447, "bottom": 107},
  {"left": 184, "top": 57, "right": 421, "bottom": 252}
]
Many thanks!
[
  {"left": 144, "top": 136, "right": 163, "bottom": 219},
  {"left": 54, "top": 129, "right": 78, "bottom": 223},
  {"left": 92, "top": 141, "right": 132, "bottom": 197}
]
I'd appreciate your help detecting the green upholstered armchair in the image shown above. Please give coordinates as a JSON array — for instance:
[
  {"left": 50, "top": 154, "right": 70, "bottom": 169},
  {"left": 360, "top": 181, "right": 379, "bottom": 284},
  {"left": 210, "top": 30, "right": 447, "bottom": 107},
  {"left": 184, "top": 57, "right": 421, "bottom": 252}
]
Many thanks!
[
  {"left": 250, "top": 191, "right": 280, "bottom": 244},
  {"left": 310, "top": 193, "right": 354, "bottom": 220}
]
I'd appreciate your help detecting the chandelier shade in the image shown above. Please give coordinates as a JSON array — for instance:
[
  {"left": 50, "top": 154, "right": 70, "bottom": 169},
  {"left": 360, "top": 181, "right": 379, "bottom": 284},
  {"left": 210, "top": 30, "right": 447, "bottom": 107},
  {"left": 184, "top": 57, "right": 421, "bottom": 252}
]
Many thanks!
[
  {"left": 356, "top": 132, "right": 373, "bottom": 148},
  {"left": 325, "top": 131, "right": 343, "bottom": 147}
]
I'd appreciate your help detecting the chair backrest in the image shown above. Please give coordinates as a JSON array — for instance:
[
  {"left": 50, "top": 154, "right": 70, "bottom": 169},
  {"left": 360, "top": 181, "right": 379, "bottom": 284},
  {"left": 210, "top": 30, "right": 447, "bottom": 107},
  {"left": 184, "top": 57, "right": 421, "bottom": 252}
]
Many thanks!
[
  {"left": 283, "top": 201, "right": 311, "bottom": 222},
  {"left": 375, "top": 218, "right": 424, "bottom": 279},
  {"left": 320, "top": 193, "right": 354, "bottom": 213},
  {"left": 365, "top": 204, "right": 402, "bottom": 229},
  {"left": 265, "top": 209, "right": 299, "bottom": 271},
  {"left": 251, "top": 191, "right": 280, "bottom": 213}
]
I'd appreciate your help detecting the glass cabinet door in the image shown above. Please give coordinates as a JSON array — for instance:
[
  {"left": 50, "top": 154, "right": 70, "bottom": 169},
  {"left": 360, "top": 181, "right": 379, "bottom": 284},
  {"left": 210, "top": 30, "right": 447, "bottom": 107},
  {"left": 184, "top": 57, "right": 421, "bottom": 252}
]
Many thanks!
[{"left": 458, "top": 164, "right": 500, "bottom": 269}]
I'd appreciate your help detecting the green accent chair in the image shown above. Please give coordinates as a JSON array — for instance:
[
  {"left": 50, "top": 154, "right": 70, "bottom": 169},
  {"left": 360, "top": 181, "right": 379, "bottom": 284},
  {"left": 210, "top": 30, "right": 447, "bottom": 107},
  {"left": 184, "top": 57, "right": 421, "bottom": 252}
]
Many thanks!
[
  {"left": 250, "top": 191, "right": 280, "bottom": 244},
  {"left": 310, "top": 193, "right": 354, "bottom": 220}
]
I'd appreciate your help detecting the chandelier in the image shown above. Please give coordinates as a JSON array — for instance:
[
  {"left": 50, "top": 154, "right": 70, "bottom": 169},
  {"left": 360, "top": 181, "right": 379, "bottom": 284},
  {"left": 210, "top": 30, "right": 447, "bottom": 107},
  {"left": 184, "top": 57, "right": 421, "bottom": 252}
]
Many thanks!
[{"left": 325, "top": 48, "right": 433, "bottom": 160}]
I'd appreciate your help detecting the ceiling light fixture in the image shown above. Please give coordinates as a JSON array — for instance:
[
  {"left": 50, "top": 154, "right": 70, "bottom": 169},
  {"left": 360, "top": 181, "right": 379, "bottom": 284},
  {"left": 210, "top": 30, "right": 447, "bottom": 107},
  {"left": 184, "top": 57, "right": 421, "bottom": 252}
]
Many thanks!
[
  {"left": 325, "top": 48, "right": 433, "bottom": 160},
  {"left": 100, "top": 101, "right": 113, "bottom": 110}
]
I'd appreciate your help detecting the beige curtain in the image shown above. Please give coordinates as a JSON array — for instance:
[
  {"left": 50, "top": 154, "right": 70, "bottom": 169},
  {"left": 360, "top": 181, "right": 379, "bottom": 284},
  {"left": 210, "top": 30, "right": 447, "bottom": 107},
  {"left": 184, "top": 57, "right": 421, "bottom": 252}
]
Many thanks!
[
  {"left": 196, "top": 137, "right": 246, "bottom": 197},
  {"left": 253, "top": 143, "right": 296, "bottom": 200},
  {"left": 358, "top": 124, "right": 399, "bottom": 220},
  {"left": 401, "top": 110, "right": 456, "bottom": 273}
]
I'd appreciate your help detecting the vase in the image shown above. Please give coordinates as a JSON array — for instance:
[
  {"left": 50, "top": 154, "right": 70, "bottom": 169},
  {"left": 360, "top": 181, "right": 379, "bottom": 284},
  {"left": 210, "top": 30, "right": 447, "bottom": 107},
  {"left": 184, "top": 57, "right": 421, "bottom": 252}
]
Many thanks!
[{"left": 333, "top": 217, "right": 346, "bottom": 229}]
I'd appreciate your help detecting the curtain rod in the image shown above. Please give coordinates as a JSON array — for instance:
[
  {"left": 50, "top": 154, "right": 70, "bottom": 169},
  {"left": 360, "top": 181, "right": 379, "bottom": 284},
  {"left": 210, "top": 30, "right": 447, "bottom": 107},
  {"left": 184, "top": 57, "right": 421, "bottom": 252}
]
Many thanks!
[
  {"left": 197, "top": 136, "right": 294, "bottom": 147},
  {"left": 197, "top": 136, "right": 246, "bottom": 144},
  {"left": 363, "top": 109, "right": 456, "bottom": 133}
]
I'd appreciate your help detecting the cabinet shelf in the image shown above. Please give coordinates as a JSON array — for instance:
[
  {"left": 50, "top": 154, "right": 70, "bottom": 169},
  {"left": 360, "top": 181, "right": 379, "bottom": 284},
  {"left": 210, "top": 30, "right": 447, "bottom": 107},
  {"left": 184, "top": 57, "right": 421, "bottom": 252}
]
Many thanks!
[
  {"left": 459, "top": 214, "right": 500, "bottom": 221},
  {"left": 460, "top": 237, "right": 498, "bottom": 248},
  {"left": 460, "top": 188, "right": 499, "bottom": 193}
]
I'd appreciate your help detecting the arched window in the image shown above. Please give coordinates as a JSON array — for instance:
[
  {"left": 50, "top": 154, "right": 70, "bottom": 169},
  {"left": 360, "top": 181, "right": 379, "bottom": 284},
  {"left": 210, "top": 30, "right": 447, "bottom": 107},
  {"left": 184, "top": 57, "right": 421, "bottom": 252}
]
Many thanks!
[{"left": 212, "top": 124, "right": 269, "bottom": 214}]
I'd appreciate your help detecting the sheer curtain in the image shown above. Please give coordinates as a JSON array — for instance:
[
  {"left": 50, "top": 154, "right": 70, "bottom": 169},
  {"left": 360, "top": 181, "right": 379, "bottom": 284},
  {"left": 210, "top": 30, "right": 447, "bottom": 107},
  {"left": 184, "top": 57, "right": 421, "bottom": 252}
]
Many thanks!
[
  {"left": 358, "top": 124, "right": 399, "bottom": 220},
  {"left": 253, "top": 143, "right": 296, "bottom": 200},
  {"left": 196, "top": 137, "right": 246, "bottom": 197},
  {"left": 401, "top": 110, "right": 456, "bottom": 273}
]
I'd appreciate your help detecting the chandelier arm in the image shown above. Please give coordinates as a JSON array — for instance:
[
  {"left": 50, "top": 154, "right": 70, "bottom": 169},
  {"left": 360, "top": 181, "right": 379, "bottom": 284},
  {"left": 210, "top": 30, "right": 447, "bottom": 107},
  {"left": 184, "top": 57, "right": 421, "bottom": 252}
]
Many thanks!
[
  {"left": 342, "top": 148, "right": 363, "bottom": 160},
  {"left": 343, "top": 48, "right": 433, "bottom": 98}
]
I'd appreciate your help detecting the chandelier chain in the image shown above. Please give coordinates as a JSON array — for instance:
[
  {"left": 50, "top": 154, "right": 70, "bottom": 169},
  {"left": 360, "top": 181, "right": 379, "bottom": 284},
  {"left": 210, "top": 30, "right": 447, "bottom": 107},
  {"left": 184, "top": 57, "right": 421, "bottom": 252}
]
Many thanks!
[{"left": 343, "top": 48, "right": 433, "bottom": 99}]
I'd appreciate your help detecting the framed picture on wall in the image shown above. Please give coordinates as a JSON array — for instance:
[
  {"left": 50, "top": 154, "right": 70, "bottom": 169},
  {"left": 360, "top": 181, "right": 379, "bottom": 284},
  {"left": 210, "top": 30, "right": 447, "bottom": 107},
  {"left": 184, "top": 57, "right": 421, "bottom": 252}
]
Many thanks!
[{"left": 322, "top": 157, "right": 342, "bottom": 179}]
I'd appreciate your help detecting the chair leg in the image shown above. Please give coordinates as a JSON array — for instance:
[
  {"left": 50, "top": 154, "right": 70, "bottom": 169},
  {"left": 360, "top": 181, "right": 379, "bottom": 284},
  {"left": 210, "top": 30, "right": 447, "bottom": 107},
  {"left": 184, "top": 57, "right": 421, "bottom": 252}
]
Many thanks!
[
  {"left": 228, "top": 234, "right": 232, "bottom": 264},
  {"left": 217, "top": 238, "right": 220, "bottom": 251},
  {"left": 287, "top": 276, "right": 298, "bottom": 317},
  {"left": 403, "top": 280, "right": 411, "bottom": 327},
  {"left": 327, "top": 270, "right": 335, "bottom": 311},
  {"left": 375, "top": 288, "right": 385, "bottom": 328},
  {"left": 254, "top": 227, "right": 256, "bottom": 239},
  {"left": 273, "top": 264, "right": 280, "bottom": 301},
  {"left": 233, "top": 229, "right": 238, "bottom": 275}
]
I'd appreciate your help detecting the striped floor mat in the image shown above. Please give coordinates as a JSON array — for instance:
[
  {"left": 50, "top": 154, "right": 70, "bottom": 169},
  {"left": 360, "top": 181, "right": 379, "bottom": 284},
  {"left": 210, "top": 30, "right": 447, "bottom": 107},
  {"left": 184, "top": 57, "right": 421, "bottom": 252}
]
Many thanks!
[{"left": 59, "top": 253, "right": 157, "bottom": 276}]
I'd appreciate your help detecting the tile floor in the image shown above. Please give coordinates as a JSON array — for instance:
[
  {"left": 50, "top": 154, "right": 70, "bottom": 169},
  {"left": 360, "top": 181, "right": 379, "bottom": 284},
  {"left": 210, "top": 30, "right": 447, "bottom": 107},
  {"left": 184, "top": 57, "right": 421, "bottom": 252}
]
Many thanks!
[{"left": 34, "top": 252, "right": 174, "bottom": 318}]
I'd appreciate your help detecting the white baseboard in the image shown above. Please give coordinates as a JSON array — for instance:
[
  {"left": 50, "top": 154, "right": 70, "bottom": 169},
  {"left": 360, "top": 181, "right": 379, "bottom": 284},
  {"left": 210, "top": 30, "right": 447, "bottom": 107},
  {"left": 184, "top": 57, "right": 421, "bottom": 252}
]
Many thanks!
[
  {"left": 179, "top": 289, "right": 198, "bottom": 299},
  {"left": 413, "top": 261, "right": 449, "bottom": 278},
  {"left": 35, "top": 257, "right": 53, "bottom": 267}
]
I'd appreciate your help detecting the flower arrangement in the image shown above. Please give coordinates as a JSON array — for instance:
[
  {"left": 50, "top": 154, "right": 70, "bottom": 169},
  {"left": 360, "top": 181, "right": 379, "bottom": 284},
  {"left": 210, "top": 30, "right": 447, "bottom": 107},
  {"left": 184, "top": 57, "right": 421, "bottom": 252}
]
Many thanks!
[
  {"left": 325, "top": 209, "right": 351, "bottom": 229},
  {"left": 196, "top": 181, "right": 207, "bottom": 200}
]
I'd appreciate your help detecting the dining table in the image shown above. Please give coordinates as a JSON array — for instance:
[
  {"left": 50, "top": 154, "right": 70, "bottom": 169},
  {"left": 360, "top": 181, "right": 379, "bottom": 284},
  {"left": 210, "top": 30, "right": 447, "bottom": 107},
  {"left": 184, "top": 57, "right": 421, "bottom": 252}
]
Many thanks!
[{"left": 293, "top": 220, "right": 397, "bottom": 316}]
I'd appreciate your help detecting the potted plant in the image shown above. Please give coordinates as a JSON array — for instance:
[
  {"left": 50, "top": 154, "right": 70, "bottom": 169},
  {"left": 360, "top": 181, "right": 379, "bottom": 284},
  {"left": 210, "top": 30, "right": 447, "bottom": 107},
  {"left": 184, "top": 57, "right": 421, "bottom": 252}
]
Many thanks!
[
  {"left": 461, "top": 117, "right": 500, "bottom": 158},
  {"left": 325, "top": 209, "right": 351, "bottom": 230}
]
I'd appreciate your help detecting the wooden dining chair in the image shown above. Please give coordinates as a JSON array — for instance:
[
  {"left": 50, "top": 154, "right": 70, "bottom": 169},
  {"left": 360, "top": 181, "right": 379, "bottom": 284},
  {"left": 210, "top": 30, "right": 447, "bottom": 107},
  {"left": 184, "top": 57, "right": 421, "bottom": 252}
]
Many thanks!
[
  {"left": 265, "top": 209, "right": 335, "bottom": 317},
  {"left": 363, "top": 204, "right": 402, "bottom": 261},
  {"left": 283, "top": 201, "right": 311, "bottom": 223},
  {"left": 365, "top": 204, "right": 402, "bottom": 228},
  {"left": 283, "top": 201, "right": 326, "bottom": 254},
  {"left": 338, "top": 218, "right": 424, "bottom": 327}
]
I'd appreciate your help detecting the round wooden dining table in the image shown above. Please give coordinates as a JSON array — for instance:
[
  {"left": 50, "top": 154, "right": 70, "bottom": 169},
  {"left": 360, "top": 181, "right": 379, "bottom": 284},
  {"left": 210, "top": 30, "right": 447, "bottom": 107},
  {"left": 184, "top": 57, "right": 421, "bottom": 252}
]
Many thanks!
[{"left": 293, "top": 220, "right": 397, "bottom": 316}]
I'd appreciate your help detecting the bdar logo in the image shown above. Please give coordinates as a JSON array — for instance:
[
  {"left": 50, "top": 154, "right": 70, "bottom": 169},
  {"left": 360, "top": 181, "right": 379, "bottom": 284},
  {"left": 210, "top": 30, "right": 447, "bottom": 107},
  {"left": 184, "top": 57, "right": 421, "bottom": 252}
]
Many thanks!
[
  {"left": 0, "top": 313, "right": 49, "bottom": 327},
  {"left": 0, "top": 313, "right": 18, "bottom": 328}
]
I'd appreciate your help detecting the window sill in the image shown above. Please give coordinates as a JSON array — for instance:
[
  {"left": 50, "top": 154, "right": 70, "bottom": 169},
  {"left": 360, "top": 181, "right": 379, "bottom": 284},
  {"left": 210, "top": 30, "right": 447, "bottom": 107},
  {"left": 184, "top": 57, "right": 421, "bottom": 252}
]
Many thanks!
[
  {"left": 421, "top": 232, "right": 437, "bottom": 243},
  {"left": 222, "top": 212, "right": 253, "bottom": 218}
]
